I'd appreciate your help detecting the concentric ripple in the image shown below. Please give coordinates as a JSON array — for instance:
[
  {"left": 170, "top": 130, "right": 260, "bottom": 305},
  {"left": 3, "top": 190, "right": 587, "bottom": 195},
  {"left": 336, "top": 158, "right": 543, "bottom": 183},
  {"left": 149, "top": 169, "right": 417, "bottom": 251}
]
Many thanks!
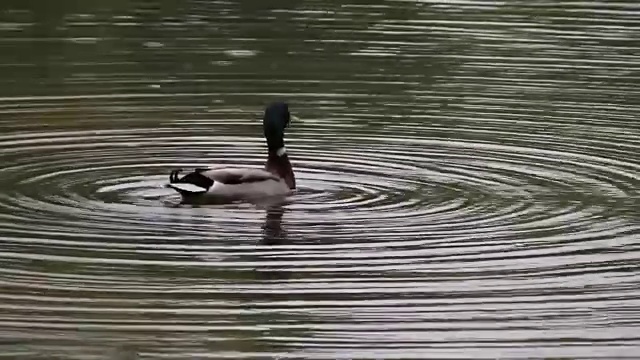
[{"left": 0, "top": 0, "right": 639, "bottom": 359}]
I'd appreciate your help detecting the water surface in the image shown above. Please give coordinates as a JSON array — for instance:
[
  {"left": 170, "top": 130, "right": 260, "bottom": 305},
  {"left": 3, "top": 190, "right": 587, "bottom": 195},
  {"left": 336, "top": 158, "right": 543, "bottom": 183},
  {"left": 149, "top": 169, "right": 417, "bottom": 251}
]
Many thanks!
[{"left": 0, "top": 0, "right": 639, "bottom": 359}]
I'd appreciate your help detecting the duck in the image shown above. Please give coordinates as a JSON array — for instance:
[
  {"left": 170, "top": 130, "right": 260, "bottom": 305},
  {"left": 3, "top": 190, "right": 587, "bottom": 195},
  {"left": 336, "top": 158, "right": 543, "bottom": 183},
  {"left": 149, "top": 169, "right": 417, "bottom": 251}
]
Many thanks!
[{"left": 166, "top": 102, "right": 298, "bottom": 202}]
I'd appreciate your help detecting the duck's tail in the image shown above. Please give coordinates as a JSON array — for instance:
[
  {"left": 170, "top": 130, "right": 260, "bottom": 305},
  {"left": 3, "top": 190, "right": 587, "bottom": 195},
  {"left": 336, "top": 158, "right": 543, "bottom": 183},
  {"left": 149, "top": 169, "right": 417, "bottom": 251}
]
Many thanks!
[{"left": 166, "top": 169, "right": 209, "bottom": 195}]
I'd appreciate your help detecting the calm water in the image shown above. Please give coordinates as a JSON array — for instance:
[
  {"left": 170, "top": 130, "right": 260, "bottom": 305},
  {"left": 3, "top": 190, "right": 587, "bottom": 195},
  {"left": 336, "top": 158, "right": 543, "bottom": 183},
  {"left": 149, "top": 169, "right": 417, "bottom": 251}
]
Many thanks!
[{"left": 0, "top": 1, "right": 639, "bottom": 359}]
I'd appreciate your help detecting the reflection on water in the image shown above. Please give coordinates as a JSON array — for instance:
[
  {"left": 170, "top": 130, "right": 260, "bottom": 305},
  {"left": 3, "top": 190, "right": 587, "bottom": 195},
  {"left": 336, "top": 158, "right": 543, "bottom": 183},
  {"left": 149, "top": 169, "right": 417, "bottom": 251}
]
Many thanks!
[
  {"left": 0, "top": 0, "right": 639, "bottom": 358},
  {"left": 261, "top": 206, "right": 287, "bottom": 246}
]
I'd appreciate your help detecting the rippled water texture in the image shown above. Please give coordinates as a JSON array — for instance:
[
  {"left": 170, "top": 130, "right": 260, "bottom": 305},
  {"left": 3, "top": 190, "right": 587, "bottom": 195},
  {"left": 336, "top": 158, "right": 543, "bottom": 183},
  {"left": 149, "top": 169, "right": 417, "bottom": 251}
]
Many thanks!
[{"left": 0, "top": 1, "right": 639, "bottom": 358}]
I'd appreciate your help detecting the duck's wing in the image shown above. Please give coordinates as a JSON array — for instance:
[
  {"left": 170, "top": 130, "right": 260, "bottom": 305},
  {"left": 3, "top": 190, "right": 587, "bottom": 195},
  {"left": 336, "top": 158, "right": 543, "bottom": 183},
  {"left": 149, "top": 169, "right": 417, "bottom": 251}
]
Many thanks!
[{"left": 199, "top": 167, "right": 281, "bottom": 184}]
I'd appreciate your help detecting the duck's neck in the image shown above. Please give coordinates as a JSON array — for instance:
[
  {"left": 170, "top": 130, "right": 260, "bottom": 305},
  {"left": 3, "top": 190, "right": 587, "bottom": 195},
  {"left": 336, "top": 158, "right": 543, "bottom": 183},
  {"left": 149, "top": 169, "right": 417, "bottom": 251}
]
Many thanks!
[{"left": 266, "top": 147, "right": 296, "bottom": 190}]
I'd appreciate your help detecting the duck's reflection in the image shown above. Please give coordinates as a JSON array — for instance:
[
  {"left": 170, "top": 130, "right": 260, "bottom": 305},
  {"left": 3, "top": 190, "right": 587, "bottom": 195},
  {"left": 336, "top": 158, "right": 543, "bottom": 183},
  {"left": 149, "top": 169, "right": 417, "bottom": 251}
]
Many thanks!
[
  {"left": 260, "top": 205, "right": 288, "bottom": 246},
  {"left": 254, "top": 202, "right": 293, "bottom": 281}
]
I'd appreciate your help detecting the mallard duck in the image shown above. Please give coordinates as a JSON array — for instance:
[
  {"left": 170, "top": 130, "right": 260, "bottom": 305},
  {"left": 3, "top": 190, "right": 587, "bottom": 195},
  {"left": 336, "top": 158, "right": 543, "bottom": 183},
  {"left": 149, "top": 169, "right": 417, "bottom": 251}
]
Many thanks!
[{"left": 166, "top": 102, "right": 298, "bottom": 202}]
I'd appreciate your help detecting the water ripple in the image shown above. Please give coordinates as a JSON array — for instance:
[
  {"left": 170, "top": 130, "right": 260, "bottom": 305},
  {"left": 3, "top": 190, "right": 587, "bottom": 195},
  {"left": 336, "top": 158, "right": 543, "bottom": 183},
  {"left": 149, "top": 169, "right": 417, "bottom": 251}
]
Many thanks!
[{"left": 0, "top": 0, "right": 639, "bottom": 358}]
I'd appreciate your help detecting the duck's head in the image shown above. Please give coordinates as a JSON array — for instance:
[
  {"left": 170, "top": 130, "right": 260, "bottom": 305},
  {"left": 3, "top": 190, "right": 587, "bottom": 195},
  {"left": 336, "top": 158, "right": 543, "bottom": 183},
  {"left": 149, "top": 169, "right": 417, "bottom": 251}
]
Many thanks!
[{"left": 263, "top": 102, "right": 298, "bottom": 154}]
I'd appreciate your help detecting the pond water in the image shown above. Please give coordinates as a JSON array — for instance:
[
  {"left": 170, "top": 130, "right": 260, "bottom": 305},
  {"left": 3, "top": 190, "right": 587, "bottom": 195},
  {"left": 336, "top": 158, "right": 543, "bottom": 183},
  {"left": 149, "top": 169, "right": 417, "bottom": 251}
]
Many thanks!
[{"left": 0, "top": 0, "right": 638, "bottom": 359}]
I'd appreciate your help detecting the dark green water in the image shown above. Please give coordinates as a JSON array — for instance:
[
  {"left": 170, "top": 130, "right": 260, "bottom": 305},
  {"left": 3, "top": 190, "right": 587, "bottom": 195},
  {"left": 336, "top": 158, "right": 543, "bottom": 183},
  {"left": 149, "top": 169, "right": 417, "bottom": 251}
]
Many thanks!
[{"left": 0, "top": 1, "right": 638, "bottom": 359}]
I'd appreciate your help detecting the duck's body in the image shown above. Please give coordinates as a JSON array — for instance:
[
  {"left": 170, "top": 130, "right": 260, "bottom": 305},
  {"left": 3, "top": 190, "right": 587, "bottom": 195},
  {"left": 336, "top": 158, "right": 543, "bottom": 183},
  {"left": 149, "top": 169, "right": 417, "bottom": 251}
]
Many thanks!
[
  {"left": 166, "top": 102, "right": 297, "bottom": 203},
  {"left": 167, "top": 166, "right": 292, "bottom": 201}
]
